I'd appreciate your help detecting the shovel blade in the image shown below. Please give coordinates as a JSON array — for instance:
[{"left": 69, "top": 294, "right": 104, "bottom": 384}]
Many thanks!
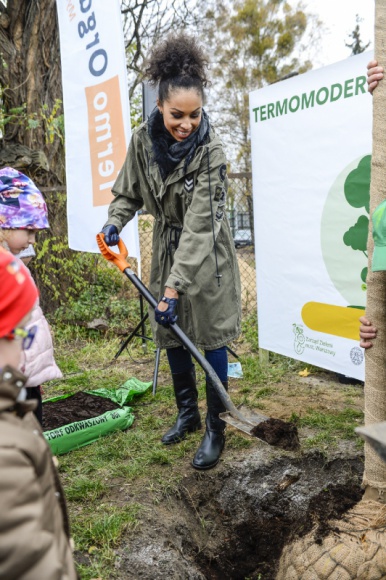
[
  {"left": 220, "top": 406, "right": 269, "bottom": 437},
  {"left": 356, "top": 421, "right": 386, "bottom": 464}
]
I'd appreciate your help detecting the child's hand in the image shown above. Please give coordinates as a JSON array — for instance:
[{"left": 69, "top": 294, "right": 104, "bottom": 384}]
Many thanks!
[
  {"left": 359, "top": 315, "right": 377, "bottom": 348},
  {"left": 367, "top": 60, "right": 384, "bottom": 94}
]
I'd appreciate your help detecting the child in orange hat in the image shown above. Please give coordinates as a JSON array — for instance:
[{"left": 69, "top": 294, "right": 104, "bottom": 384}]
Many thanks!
[{"left": 0, "top": 247, "right": 77, "bottom": 580}]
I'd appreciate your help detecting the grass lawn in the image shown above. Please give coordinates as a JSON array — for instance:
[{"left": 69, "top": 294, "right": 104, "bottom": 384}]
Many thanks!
[{"left": 45, "top": 320, "right": 364, "bottom": 579}]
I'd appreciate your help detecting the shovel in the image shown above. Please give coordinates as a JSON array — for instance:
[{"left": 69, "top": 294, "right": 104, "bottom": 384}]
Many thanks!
[
  {"left": 356, "top": 422, "right": 386, "bottom": 464},
  {"left": 96, "top": 234, "right": 299, "bottom": 447}
]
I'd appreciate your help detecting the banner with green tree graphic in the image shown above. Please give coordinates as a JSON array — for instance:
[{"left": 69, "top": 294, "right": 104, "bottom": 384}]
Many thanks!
[{"left": 250, "top": 51, "right": 373, "bottom": 380}]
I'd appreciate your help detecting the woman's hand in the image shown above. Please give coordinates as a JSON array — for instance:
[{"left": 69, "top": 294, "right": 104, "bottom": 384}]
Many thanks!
[
  {"left": 367, "top": 60, "right": 384, "bottom": 94},
  {"left": 155, "top": 287, "right": 178, "bottom": 327},
  {"left": 359, "top": 315, "right": 377, "bottom": 348},
  {"left": 101, "top": 225, "right": 120, "bottom": 246},
  {"left": 156, "top": 287, "right": 178, "bottom": 312}
]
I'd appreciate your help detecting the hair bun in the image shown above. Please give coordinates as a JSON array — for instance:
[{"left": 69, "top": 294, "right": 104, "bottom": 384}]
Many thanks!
[{"left": 145, "top": 33, "right": 209, "bottom": 87}]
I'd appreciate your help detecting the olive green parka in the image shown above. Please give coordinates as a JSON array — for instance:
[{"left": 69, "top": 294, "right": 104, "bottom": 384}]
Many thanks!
[{"left": 105, "top": 121, "right": 241, "bottom": 350}]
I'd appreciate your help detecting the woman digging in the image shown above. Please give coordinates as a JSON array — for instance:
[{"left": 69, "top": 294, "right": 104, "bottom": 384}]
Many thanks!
[{"left": 100, "top": 33, "right": 241, "bottom": 470}]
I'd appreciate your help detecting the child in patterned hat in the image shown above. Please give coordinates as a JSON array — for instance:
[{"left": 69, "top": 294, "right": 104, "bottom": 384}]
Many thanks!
[
  {"left": 0, "top": 166, "right": 49, "bottom": 240},
  {"left": 0, "top": 167, "right": 62, "bottom": 424}
]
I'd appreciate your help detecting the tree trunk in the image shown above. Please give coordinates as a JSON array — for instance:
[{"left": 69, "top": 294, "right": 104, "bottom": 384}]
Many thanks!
[
  {"left": 363, "top": 0, "right": 386, "bottom": 500},
  {"left": 0, "top": 0, "right": 64, "bottom": 185}
]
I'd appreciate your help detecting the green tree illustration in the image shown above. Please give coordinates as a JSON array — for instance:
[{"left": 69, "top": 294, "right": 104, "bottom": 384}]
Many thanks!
[
  {"left": 343, "top": 155, "right": 371, "bottom": 290},
  {"left": 343, "top": 215, "right": 369, "bottom": 253},
  {"left": 344, "top": 155, "right": 371, "bottom": 212}
]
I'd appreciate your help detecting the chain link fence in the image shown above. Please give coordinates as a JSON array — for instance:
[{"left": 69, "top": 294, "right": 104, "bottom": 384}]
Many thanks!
[{"left": 228, "top": 172, "right": 256, "bottom": 315}]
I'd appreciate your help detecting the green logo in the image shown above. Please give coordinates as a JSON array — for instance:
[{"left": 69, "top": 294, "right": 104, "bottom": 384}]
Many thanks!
[{"left": 293, "top": 323, "right": 305, "bottom": 355}]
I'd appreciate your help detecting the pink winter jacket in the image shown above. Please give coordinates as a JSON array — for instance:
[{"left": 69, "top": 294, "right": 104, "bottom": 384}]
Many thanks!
[
  {"left": 20, "top": 296, "right": 62, "bottom": 388},
  {"left": 0, "top": 244, "right": 63, "bottom": 387}
]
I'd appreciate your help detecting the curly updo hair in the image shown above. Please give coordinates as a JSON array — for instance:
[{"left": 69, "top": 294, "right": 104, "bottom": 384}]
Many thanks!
[{"left": 145, "top": 33, "right": 209, "bottom": 104}]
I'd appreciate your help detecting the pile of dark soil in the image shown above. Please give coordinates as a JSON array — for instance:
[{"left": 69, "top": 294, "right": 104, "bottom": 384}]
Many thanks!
[
  {"left": 42, "top": 392, "right": 119, "bottom": 431},
  {"left": 251, "top": 417, "right": 300, "bottom": 451}
]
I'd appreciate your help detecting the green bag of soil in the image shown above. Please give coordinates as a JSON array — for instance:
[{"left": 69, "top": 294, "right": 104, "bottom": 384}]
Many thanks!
[{"left": 43, "top": 378, "right": 152, "bottom": 455}]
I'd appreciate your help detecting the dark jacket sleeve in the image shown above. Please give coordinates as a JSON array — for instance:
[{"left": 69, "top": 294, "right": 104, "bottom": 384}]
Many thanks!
[
  {"left": 165, "top": 146, "right": 228, "bottom": 294},
  {"left": 104, "top": 131, "right": 145, "bottom": 232}
]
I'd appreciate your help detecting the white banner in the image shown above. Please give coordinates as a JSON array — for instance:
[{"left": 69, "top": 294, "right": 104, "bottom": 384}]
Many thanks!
[
  {"left": 56, "top": 0, "right": 140, "bottom": 259},
  {"left": 250, "top": 52, "right": 373, "bottom": 380}
]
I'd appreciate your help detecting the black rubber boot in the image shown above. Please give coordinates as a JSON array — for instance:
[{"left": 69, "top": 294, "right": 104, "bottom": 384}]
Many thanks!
[
  {"left": 161, "top": 366, "right": 202, "bottom": 445},
  {"left": 191, "top": 380, "right": 228, "bottom": 470}
]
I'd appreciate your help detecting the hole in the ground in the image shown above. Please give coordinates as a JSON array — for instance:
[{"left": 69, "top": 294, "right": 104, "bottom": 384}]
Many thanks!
[{"left": 179, "top": 451, "right": 363, "bottom": 580}]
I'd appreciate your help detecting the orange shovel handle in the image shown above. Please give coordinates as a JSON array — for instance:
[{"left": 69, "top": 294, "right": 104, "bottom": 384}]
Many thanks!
[{"left": 96, "top": 233, "right": 131, "bottom": 272}]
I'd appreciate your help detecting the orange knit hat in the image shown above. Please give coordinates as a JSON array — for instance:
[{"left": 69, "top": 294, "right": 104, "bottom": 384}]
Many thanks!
[{"left": 0, "top": 247, "right": 38, "bottom": 337}]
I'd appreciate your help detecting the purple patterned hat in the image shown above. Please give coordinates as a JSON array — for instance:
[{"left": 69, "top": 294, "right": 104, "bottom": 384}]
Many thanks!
[{"left": 0, "top": 167, "right": 49, "bottom": 230}]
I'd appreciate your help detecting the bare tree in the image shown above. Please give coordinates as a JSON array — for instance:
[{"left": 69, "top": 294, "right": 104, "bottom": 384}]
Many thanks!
[
  {"left": 346, "top": 14, "right": 371, "bottom": 56},
  {"left": 121, "top": 0, "right": 207, "bottom": 100},
  {"left": 200, "top": 0, "right": 321, "bottom": 171},
  {"left": 0, "top": 0, "right": 63, "bottom": 185}
]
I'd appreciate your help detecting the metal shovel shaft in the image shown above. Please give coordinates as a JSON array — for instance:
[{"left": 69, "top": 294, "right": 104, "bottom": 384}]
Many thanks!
[
  {"left": 95, "top": 233, "right": 256, "bottom": 429},
  {"left": 356, "top": 422, "right": 386, "bottom": 465},
  {"left": 122, "top": 266, "right": 254, "bottom": 427}
]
